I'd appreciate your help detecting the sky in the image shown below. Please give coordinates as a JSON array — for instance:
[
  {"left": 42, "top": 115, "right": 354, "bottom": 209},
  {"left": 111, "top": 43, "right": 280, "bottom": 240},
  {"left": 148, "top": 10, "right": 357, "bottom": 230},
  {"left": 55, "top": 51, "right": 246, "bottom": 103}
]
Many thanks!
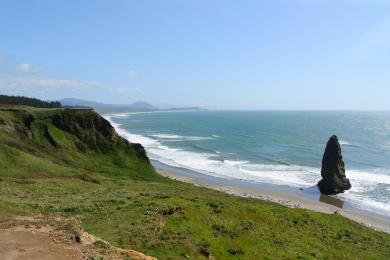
[{"left": 1, "top": 0, "right": 390, "bottom": 110}]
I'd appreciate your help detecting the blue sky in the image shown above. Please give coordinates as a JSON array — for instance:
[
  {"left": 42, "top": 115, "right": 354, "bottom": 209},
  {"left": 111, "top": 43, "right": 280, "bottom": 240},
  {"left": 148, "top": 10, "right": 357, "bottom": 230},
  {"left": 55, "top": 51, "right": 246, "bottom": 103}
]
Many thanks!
[{"left": 1, "top": 0, "right": 390, "bottom": 110}]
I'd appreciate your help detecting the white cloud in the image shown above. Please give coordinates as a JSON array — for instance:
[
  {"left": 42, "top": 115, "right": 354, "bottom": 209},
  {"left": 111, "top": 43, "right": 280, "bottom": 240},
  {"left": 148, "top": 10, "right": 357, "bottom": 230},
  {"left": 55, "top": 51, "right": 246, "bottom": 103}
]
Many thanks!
[
  {"left": 128, "top": 69, "right": 137, "bottom": 77},
  {"left": 0, "top": 73, "right": 142, "bottom": 94},
  {"left": 18, "top": 63, "right": 42, "bottom": 73},
  {"left": 108, "top": 87, "right": 142, "bottom": 93},
  {"left": 0, "top": 73, "right": 103, "bottom": 92}
]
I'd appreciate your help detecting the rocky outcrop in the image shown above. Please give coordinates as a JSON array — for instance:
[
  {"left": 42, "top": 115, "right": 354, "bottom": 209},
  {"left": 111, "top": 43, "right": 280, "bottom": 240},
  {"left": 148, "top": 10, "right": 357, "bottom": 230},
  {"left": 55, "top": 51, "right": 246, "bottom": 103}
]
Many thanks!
[
  {"left": 318, "top": 135, "right": 351, "bottom": 195},
  {"left": 51, "top": 109, "right": 119, "bottom": 145},
  {"left": 0, "top": 111, "right": 34, "bottom": 138},
  {"left": 49, "top": 109, "right": 149, "bottom": 160},
  {"left": 133, "top": 143, "right": 148, "bottom": 158}
]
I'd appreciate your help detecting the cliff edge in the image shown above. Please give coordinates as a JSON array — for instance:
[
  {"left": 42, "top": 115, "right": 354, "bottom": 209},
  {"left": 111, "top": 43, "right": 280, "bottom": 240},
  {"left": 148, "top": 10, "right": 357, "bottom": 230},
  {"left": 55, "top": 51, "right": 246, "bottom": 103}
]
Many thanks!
[{"left": 0, "top": 107, "right": 155, "bottom": 180}]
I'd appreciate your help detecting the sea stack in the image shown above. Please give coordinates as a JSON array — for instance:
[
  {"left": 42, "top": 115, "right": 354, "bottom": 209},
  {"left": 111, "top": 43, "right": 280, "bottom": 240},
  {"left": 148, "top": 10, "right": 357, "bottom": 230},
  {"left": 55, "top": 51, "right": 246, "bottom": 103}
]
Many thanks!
[{"left": 318, "top": 135, "right": 352, "bottom": 195}]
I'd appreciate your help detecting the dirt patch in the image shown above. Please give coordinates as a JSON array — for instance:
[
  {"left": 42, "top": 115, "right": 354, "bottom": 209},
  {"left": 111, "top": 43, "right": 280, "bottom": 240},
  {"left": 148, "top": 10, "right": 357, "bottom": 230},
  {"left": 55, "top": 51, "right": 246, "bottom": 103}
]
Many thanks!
[
  {"left": 162, "top": 206, "right": 183, "bottom": 216},
  {"left": 0, "top": 230, "right": 81, "bottom": 260},
  {"left": 0, "top": 214, "right": 156, "bottom": 260},
  {"left": 0, "top": 177, "right": 36, "bottom": 184}
]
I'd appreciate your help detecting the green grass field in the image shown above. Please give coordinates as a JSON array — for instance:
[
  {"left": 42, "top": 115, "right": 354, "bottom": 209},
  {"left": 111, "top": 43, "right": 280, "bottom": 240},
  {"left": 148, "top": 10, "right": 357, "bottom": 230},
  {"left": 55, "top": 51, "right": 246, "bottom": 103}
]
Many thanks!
[{"left": 1, "top": 106, "right": 389, "bottom": 259}]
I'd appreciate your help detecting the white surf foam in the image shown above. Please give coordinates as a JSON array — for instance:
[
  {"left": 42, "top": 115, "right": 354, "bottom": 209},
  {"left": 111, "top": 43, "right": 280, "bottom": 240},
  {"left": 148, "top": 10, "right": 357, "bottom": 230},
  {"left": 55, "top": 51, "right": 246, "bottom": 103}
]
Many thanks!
[
  {"left": 107, "top": 115, "right": 324, "bottom": 188},
  {"left": 348, "top": 169, "right": 390, "bottom": 185},
  {"left": 339, "top": 192, "right": 390, "bottom": 214},
  {"left": 106, "top": 115, "right": 390, "bottom": 217},
  {"left": 223, "top": 160, "right": 250, "bottom": 166},
  {"left": 149, "top": 134, "right": 212, "bottom": 141},
  {"left": 150, "top": 134, "right": 183, "bottom": 139},
  {"left": 339, "top": 140, "right": 350, "bottom": 146}
]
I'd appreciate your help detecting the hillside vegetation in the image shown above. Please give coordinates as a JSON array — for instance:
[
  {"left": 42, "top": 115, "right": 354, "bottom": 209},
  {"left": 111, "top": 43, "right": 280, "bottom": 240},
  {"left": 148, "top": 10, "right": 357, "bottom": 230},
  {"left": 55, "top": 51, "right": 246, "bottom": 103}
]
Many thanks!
[
  {"left": 0, "top": 106, "right": 389, "bottom": 259},
  {"left": 0, "top": 94, "right": 62, "bottom": 108}
]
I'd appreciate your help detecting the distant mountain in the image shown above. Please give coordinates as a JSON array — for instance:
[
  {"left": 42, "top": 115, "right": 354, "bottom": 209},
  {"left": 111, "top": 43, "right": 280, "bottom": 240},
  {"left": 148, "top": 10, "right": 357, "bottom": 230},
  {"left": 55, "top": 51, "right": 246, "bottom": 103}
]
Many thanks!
[
  {"left": 60, "top": 98, "right": 104, "bottom": 108},
  {"left": 156, "top": 103, "right": 194, "bottom": 109},
  {"left": 59, "top": 98, "right": 202, "bottom": 113},
  {"left": 60, "top": 98, "right": 157, "bottom": 113},
  {"left": 128, "top": 101, "right": 157, "bottom": 110}
]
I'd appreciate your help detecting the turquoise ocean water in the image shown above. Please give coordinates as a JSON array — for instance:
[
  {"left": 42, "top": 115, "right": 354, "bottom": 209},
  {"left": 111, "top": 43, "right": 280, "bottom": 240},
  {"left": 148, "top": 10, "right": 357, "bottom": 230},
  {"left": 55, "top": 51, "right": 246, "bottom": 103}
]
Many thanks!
[{"left": 107, "top": 111, "right": 390, "bottom": 217}]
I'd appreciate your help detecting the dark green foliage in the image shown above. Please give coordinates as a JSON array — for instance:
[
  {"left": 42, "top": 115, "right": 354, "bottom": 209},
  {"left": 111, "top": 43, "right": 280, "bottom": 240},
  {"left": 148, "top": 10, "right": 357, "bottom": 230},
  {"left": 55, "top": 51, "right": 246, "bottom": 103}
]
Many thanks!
[
  {"left": 212, "top": 224, "right": 238, "bottom": 238},
  {"left": 197, "top": 239, "right": 211, "bottom": 258},
  {"left": 207, "top": 201, "right": 223, "bottom": 213},
  {"left": 227, "top": 248, "right": 244, "bottom": 255},
  {"left": 0, "top": 94, "right": 61, "bottom": 108}
]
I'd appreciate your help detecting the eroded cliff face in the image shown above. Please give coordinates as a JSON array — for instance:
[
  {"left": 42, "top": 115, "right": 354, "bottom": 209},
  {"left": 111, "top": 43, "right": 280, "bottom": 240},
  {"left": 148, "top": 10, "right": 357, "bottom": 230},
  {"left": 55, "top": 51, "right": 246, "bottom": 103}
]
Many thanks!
[
  {"left": 0, "top": 109, "right": 35, "bottom": 138},
  {"left": 51, "top": 109, "right": 148, "bottom": 158},
  {"left": 0, "top": 108, "right": 149, "bottom": 161},
  {"left": 318, "top": 135, "right": 351, "bottom": 195},
  {"left": 50, "top": 109, "right": 120, "bottom": 152},
  {"left": 51, "top": 109, "right": 118, "bottom": 143}
]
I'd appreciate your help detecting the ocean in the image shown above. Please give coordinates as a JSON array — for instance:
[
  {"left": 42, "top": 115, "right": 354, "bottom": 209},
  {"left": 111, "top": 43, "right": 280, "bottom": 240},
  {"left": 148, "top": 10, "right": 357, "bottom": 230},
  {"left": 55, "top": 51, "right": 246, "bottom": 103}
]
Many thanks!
[{"left": 106, "top": 111, "right": 390, "bottom": 218}]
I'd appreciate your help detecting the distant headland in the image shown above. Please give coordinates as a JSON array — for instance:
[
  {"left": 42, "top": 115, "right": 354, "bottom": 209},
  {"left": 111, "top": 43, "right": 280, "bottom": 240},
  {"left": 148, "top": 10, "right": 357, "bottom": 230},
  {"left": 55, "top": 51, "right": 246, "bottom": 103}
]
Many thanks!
[{"left": 60, "top": 98, "right": 205, "bottom": 114}]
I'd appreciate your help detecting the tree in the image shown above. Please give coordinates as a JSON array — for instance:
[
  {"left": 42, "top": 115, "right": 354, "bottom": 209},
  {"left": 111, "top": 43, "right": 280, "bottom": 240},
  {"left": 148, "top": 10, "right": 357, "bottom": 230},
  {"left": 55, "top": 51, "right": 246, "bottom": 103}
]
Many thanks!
[{"left": 0, "top": 94, "right": 62, "bottom": 108}]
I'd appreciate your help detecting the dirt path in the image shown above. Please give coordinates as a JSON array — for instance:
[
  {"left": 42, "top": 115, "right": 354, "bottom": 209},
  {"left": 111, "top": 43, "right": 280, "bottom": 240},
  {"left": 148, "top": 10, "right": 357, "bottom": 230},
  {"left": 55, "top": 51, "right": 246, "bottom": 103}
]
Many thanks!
[
  {"left": 0, "top": 214, "right": 156, "bottom": 260},
  {"left": 0, "top": 230, "right": 82, "bottom": 260}
]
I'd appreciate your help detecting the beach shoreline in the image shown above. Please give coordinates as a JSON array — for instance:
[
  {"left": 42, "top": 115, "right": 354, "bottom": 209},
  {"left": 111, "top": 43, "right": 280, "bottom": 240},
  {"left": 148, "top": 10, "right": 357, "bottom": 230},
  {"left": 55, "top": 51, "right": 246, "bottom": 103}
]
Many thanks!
[
  {"left": 156, "top": 167, "right": 390, "bottom": 234},
  {"left": 103, "top": 112, "right": 390, "bottom": 234}
]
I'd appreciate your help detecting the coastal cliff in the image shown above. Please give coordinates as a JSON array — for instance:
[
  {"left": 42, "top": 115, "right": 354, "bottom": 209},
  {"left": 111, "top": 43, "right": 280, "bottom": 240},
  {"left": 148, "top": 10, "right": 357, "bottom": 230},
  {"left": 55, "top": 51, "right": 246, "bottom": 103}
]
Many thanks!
[
  {"left": 1, "top": 106, "right": 390, "bottom": 259},
  {"left": 0, "top": 107, "right": 154, "bottom": 180}
]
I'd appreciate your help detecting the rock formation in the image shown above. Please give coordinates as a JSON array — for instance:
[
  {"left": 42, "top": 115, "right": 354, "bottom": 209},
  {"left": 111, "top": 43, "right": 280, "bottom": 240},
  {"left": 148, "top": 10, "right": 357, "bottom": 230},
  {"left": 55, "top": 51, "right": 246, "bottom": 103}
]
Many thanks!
[
  {"left": 318, "top": 135, "right": 351, "bottom": 195},
  {"left": 51, "top": 108, "right": 119, "bottom": 144}
]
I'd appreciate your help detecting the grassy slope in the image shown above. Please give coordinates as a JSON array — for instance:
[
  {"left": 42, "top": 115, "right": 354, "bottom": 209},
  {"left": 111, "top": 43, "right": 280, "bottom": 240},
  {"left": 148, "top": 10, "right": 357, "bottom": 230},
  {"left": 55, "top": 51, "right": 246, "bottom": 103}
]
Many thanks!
[{"left": 0, "top": 106, "right": 389, "bottom": 260}]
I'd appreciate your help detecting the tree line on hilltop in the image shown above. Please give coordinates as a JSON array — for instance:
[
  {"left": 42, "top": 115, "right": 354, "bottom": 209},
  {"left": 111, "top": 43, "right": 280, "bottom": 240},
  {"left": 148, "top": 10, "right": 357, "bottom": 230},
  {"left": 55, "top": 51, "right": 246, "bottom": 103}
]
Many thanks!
[{"left": 0, "top": 94, "right": 62, "bottom": 108}]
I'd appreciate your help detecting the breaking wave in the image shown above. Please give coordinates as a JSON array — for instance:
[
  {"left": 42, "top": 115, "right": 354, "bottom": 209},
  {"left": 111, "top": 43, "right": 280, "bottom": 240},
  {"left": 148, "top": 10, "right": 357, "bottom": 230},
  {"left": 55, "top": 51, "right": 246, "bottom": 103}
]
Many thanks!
[{"left": 106, "top": 115, "right": 390, "bottom": 217}]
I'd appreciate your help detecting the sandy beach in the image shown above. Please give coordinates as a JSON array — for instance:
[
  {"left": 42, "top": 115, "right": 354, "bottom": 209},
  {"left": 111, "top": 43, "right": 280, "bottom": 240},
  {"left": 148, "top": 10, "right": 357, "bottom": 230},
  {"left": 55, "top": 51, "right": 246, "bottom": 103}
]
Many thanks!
[{"left": 157, "top": 168, "right": 390, "bottom": 234}]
